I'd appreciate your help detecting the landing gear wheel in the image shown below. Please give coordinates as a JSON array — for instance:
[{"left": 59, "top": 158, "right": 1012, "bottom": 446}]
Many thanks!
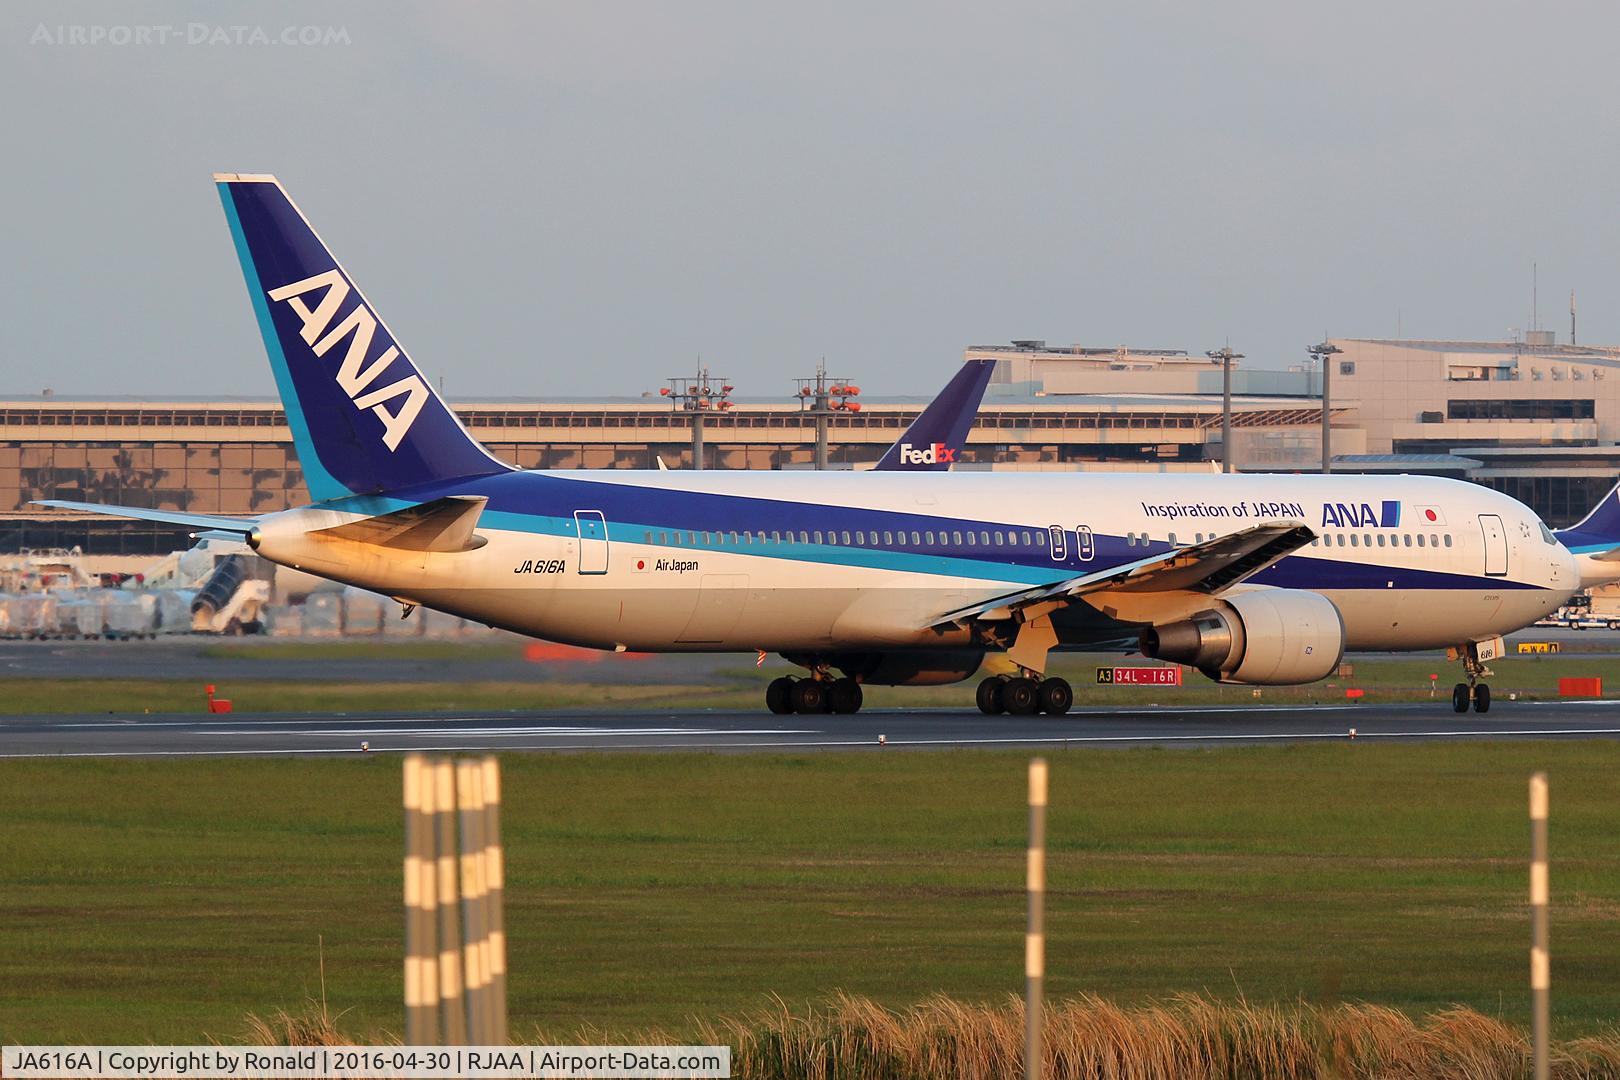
[
  {"left": 766, "top": 676, "right": 794, "bottom": 715},
  {"left": 1038, "top": 677, "right": 1073, "bottom": 716},
  {"left": 1003, "top": 677, "right": 1039, "bottom": 716},
  {"left": 1452, "top": 682, "right": 1470, "bottom": 714},
  {"left": 976, "top": 677, "right": 1004, "bottom": 715},
  {"left": 1473, "top": 682, "right": 1491, "bottom": 713},
  {"left": 790, "top": 678, "right": 829, "bottom": 714},
  {"left": 828, "top": 677, "right": 864, "bottom": 714}
]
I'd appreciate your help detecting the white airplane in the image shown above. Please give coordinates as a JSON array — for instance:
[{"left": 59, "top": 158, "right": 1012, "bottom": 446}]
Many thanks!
[{"left": 41, "top": 175, "right": 1618, "bottom": 718}]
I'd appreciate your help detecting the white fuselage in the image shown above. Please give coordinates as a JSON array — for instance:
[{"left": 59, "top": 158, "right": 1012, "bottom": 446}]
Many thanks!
[{"left": 248, "top": 471, "right": 1578, "bottom": 659}]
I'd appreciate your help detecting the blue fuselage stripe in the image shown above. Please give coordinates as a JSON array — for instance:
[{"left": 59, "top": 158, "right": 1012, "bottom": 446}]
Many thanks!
[{"left": 329, "top": 471, "right": 1545, "bottom": 593}]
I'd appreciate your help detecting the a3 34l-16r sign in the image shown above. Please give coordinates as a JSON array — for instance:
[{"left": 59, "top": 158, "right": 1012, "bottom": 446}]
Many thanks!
[{"left": 1097, "top": 666, "right": 1182, "bottom": 685}]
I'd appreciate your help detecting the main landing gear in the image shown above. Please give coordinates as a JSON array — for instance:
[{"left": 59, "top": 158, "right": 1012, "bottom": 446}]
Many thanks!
[
  {"left": 1451, "top": 650, "right": 1492, "bottom": 714},
  {"left": 766, "top": 674, "right": 863, "bottom": 715},
  {"left": 976, "top": 674, "right": 1073, "bottom": 716}
]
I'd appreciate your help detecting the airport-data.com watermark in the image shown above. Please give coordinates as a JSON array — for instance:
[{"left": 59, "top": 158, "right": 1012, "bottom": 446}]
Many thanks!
[{"left": 29, "top": 23, "right": 351, "bottom": 47}]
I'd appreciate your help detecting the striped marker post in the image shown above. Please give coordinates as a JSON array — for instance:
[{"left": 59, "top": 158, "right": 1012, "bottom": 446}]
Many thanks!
[
  {"left": 404, "top": 755, "right": 508, "bottom": 1045},
  {"left": 482, "top": 756, "right": 509, "bottom": 1044},
  {"left": 417, "top": 756, "right": 442, "bottom": 1043},
  {"left": 457, "top": 759, "right": 492, "bottom": 1044},
  {"left": 1530, "top": 772, "right": 1550, "bottom": 1080},
  {"left": 403, "top": 755, "right": 438, "bottom": 1044},
  {"left": 1026, "top": 758, "right": 1047, "bottom": 1080},
  {"left": 434, "top": 758, "right": 469, "bottom": 1044}
]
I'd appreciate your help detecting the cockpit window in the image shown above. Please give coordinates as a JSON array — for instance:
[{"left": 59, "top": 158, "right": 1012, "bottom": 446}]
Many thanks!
[{"left": 1539, "top": 522, "right": 1557, "bottom": 545}]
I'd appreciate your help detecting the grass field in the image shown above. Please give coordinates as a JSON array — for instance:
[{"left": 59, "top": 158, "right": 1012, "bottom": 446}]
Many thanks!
[
  {"left": 2, "top": 742, "right": 1618, "bottom": 1045},
  {"left": 6, "top": 650, "right": 1620, "bottom": 713}
]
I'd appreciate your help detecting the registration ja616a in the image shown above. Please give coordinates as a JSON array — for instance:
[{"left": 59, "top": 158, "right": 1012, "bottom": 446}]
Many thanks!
[{"left": 12, "top": 1051, "right": 97, "bottom": 1072}]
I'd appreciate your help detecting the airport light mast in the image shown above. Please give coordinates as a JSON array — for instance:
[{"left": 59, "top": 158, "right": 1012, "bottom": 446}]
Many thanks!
[
  {"left": 1205, "top": 347, "right": 1243, "bottom": 474},
  {"left": 793, "top": 363, "right": 861, "bottom": 470},
  {"left": 659, "top": 365, "right": 734, "bottom": 470},
  {"left": 1307, "top": 341, "right": 1342, "bottom": 474}
]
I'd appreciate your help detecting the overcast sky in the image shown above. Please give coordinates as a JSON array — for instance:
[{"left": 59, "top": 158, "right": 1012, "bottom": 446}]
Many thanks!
[{"left": 6, "top": 1, "right": 1620, "bottom": 400}]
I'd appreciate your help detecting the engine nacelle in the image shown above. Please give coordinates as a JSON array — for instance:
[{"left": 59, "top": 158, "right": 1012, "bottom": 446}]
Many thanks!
[
  {"left": 788, "top": 649, "right": 986, "bottom": 686},
  {"left": 1139, "top": 589, "right": 1344, "bottom": 685}
]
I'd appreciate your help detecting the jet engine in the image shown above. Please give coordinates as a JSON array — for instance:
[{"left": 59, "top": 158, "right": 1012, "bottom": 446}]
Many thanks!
[
  {"left": 1138, "top": 589, "right": 1344, "bottom": 685},
  {"left": 787, "top": 649, "right": 987, "bottom": 685}
]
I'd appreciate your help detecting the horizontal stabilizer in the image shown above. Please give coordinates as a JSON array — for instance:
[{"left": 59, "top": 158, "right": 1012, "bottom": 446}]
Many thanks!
[
  {"left": 312, "top": 495, "right": 488, "bottom": 552},
  {"left": 931, "top": 521, "right": 1315, "bottom": 626},
  {"left": 32, "top": 500, "right": 257, "bottom": 534}
]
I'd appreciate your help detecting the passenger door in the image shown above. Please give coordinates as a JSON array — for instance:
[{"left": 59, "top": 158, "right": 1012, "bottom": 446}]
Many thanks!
[
  {"left": 574, "top": 510, "right": 609, "bottom": 575},
  {"left": 1478, "top": 513, "right": 1508, "bottom": 577}
]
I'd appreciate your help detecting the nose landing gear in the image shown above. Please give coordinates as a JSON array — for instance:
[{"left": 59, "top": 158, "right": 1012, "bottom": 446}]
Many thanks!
[{"left": 1450, "top": 647, "right": 1494, "bottom": 714}]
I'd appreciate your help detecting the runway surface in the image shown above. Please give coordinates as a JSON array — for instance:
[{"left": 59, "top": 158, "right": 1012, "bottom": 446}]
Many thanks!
[{"left": 7, "top": 700, "right": 1620, "bottom": 757}]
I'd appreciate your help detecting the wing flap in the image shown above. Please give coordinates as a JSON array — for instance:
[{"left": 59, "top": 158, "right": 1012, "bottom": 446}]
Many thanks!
[
  {"left": 931, "top": 520, "right": 1315, "bottom": 626},
  {"left": 312, "top": 495, "right": 488, "bottom": 552}
]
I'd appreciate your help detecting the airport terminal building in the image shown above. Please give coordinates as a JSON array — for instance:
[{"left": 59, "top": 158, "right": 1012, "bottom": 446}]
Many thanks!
[{"left": 7, "top": 332, "right": 1620, "bottom": 555}]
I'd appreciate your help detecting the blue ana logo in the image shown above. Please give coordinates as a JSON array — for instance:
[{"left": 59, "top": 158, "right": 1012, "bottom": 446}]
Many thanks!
[{"left": 1322, "top": 500, "right": 1401, "bottom": 528}]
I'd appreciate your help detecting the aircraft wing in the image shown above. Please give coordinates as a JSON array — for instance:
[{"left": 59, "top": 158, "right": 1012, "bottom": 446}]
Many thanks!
[
  {"left": 31, "top": 500, "right": 257, "bottom": 534},
  {"left": 931, "top": 520, "right": 1316, "bottom": 626}
]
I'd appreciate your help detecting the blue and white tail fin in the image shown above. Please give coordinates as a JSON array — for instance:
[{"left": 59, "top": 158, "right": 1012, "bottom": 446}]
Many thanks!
[
  {"left": 215, "top": 174, "right": 512, "bottom": 501},
  {"left": 1554, "top": 481, "right": 1620, "bottom": 552},
  {"left": 873, "top": 359, "right": 995, "bottom": 471}
]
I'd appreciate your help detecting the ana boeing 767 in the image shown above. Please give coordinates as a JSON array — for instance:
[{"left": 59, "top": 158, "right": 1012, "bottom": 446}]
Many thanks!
[{"left": 42, "top": 175, "right": 1620, "bottom": 717}]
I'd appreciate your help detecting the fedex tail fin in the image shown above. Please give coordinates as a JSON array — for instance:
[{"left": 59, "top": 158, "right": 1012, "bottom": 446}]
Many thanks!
[
  {"left": 215, "top": 174, "right": 511, "bottom": 501},
  {"left": 873, "top": 359, "right": 995, "bottom": 471}
]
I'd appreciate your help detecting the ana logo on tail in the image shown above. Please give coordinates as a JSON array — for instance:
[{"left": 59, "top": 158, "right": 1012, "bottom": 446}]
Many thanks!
[{"left": 266, "top": 270, "right": 427, "bottom": 451}]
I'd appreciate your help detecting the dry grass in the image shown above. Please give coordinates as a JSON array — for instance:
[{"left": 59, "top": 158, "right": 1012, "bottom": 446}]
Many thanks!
[{"left": 241, "top": 992, "right": 1620, "bottom": 1079}]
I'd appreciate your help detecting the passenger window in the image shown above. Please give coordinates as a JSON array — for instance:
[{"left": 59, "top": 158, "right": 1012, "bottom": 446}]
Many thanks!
[
  {"left": 1022, "top": 531, "right": 1033, "bottom": 545},
  {"left": 839, "top": 530, "right": 850, "bottom": 545},
  {"left": 911, "top": 531, "right": 921, "bottom": 545},
  {"left": 731, "top": 531, "right": 740, "bottom": 545},
  {"left": 883, "top": 531, "right": 893, "bottom": 545},
  {"left": 813, "top": 530, "right": 823, "bottom": 544},
  {"left": 1403, "top": 534, "right": 1412, "bottom": 547},
  {"left": 953, "top": 531, "right": 964, "bottom": 546},
  {"left": 1444, "top": 534, "right": 1453, "bottom": 547},
  {"left": 870, "top": 531, "right": 879, "bottom": 545},
  {"left": 994, "top": 531, "right": 1004, "bottom": 545},
  {"left": 979, "top": 531, "right": 990, "bottom": 546},
  {"left": 1416, "top": 534, "right": 1425, "bottom": 548},
  {"left": 1363, "top": 534, "right": 1372, "bottom": 547},
  {"left": 1376, "top": 535, "right": 1385, "bottom": 547},
  {"left": 1035, "top": 531, "right": 1046, "bottom": 547},
  {"left": 854, "top": 532, "right": 864, "bottom": 545},
  {"left": 1168, "top": 532, "right": 1179, "bottom": 547},
  {"left": 925, "top": 531, "right": 935, "bottom": 544},
  {"left": 1349, "top": 534, "right": 1359, "bottom": 547}
]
